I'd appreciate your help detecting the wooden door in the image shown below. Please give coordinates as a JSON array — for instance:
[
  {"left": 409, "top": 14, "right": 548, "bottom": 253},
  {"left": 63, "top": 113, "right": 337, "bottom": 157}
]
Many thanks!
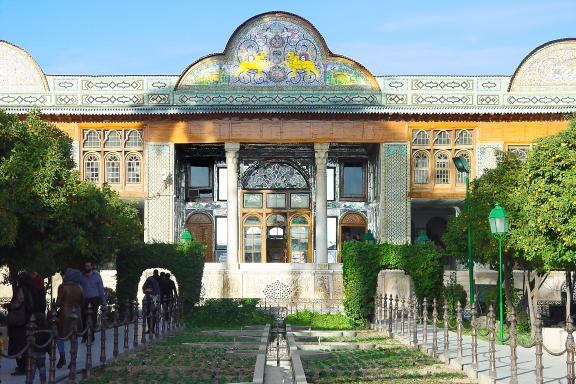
[{"left": 186, "top": 213, "right": 213, "bottom": 262}]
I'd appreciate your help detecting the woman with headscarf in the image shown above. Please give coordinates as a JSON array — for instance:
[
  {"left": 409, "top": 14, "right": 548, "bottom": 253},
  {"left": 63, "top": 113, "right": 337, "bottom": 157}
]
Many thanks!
[
  {"left": 55, "top": 268, "right": 84, "bottom": 369},
  {"left": 7, "top": 271, "right": 36, "bottom": 375}
]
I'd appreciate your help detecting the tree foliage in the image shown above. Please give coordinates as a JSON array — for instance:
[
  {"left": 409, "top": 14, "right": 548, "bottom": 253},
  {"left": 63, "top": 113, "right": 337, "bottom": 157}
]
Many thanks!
[{"left": 0, "top": 110, "right": 141, "bottom": 278}]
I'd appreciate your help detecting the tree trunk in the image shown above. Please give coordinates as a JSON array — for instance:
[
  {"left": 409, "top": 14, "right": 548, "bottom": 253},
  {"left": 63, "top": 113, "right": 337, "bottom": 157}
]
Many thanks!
[
  {"left": 525, "top": 270, "right": 537, "bottom": 340},
  {"left": 503, "top": 252, "right": 514, "bottom": 319}
]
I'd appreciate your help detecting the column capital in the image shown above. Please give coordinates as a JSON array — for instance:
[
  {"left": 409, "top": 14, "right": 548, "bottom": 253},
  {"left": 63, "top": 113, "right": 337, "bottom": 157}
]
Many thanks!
[
  {"left": 224, "top": 142, "right": 241, "bottom": 153},
  {"left": 314, "top": 142, "right": 330, "bottom": 153}
]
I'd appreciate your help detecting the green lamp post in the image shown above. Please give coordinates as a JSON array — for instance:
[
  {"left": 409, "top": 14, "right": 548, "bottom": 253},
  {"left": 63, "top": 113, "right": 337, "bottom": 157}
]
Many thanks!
[
  {"left": 180, "top": 228, "right": 193, "bottom": 242},
  {"left": 488, "top": 202, "right": 509, "bottom": 343},
  {"left": 453, "top": 156, "right": 475, "bottom": 305},
  {"left": 416, "top": 229, "right": 429, "bottom": 244}
]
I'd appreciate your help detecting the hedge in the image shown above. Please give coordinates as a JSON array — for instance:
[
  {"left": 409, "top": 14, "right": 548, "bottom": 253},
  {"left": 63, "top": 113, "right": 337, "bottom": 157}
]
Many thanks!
[
  {"left": 116, "top": 241, "right": 205, "bottom": 314},
  {"left": 341, "top": 241, "right": 444, "bottom": 323}
]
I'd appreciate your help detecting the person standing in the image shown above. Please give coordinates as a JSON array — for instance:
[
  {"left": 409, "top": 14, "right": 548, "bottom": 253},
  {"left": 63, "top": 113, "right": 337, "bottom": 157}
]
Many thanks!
[
  {"left": 142, "top": 272, "right": 160, "bottom": 334},
  {"left": 6, "top": 272, "right": 36, "bottom": 375},
  {"left": 55, "top": 268, "right": 84, "bottom": 369},
  {"left": 31, "top": 272, "right": 46, "bottom": 314},
  {"left": 79, "top": 262, "right": 105, "bottom": 342},
  {"left": 165, "top": 273, "right": 178, "bottom": 300}
]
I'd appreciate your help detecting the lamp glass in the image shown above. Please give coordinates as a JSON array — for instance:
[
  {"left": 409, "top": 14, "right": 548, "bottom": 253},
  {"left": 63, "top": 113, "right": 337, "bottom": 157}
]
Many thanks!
[
  {"left": 452, "top": 157, "right": 470, "bottom": 173},
  {"left": 488, "top": 203, "right": 509, "bottom": 235},
  {"left": 180, "top": 228, "right": 193, "bottom": 241}
]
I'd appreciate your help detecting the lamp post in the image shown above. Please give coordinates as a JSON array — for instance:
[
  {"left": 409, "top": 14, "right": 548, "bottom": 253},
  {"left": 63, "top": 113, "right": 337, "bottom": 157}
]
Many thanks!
[
  {"left": 453, "top": 156, "right": 474, "bottom": 305},
  {"left": 488, "top": 202, "right": 509, "bottom": 343},
  {"left": 180, "top": 228, "right": 193, "bottom": 242},
  {"left": 363, "top": 230, "right": 375, "bottom": 244}
]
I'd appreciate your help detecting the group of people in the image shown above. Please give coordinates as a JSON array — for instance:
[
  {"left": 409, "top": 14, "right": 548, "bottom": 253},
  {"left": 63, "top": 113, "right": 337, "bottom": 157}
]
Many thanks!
[
  {"left": 5, "top": 262, "right": 105, "bottom": 383},
  {"left": 142, "top": 270, "right": 178, "bottom": 334}
]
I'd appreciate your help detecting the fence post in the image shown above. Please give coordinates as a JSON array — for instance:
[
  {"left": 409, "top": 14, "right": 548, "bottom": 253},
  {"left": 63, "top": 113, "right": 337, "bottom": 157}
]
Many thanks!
[
  {"left": 457, "top": 301, "right": 463, "bottom": 361},
  {"left": 422, "top": 298, "right": 428, "bottom": 348},
  {"left": 432, "top": 298, "right": 438, "bottom": 358},
  {"left": 100, "top": 304, "right": 107, "bottom": 366},
  {"left": 566, "top": 315, "right": 575, "bottom": 384},
  {"left": 374, "top": 294, "right": 379, "bottom": 330},
  {"left": 509, "top": 306, "right": 518, "bottom": 384},
  {"left": 535, "top": 314, "right": 544, "bottom": 384},
  {"left": 25, "top": 314, "right": 36, "bottom": 384},
  {"left": 394, "top": 295, "right": 399, "bottom": 334},
  {"left": 443, "top": 298, "right": 449, "bottom": 361},
  {"left": 49, "top": 307, "right": 58, "bottom": 384},
  {"left": 155, "top": 296, "right": 161, "bottom": 339},
  {"left": 383, "top": 294, "right": 388, "bottom": 332},
  {"left": 412, "top": 296, "right": 418, "bottom": 346},
  {"left": 85, "top": 303, "right": 93, "bottom": 378},
  {"left": 401, "top": 297, "right": 406, "bottom": 336},
  {"left": 388, "top": 294, "right": 393, "bottom": 337},
  {"left": 133, "top": 301, "right": 139, "bottom": 348},
  {"left": 69, "top": 307, "right": 79, "bottom": 384},
  {"left": 471, "top": 301, "right": 478, "bottom": 371},
  {"left": 407, "top": 296, "right": 412, "bottom": 339},
  {"left": 112, "top": 306, "right": 119, "bottom": 358},
  {"left": 124, "top": 299, "right": 130, "bottom": 351},
  {"left": 488, "top": 305, "right": 496, "bottom": 380}
]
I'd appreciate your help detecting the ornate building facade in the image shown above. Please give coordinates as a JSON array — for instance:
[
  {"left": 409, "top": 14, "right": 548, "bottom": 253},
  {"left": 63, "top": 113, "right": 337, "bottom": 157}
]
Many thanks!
[{"left": 1, "top": 12, "right": 575, "bottom": 301}]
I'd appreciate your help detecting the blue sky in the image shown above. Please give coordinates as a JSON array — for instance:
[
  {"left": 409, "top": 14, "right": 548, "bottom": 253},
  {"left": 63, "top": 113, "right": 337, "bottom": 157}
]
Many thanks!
[{"left": 1, "top": 0, "right": 574, "bottom": 76}]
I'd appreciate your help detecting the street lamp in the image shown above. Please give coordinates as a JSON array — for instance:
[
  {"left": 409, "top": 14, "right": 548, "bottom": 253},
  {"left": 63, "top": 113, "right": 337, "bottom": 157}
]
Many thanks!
[
  {"left": 180, "top": 228, "right": 193, "bottom": 242},
  {"left": 488, "top": 202, "right": 509, "bottom": 343},
  {"left": 363, "top": 230, "right": 375, "bottom": 244},
  {"left": 453, "top": 156, "right": 475, "bottom": 305}
]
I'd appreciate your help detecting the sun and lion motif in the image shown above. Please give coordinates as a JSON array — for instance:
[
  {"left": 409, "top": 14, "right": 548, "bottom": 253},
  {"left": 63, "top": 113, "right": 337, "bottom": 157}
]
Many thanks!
[{"left": 176, "top": 12, "right": 379, "bottom": 89}]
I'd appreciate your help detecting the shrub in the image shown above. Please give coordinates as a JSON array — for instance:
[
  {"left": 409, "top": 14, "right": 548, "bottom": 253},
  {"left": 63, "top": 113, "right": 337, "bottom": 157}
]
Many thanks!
[
  {"left": 190, "top": 299, "right": 274, "bottom": 327},
  {"left": 284, "top": 310, "right": 356, "bottom": 330},
  {"left": 443, "top": 273, "right": 467, "bottom": 320},
  {"left": 342, "top": 240, "right": 445, "bottom": 323},
  {"left": 116, "top": 241, "right": 205, "bottom": 315}
]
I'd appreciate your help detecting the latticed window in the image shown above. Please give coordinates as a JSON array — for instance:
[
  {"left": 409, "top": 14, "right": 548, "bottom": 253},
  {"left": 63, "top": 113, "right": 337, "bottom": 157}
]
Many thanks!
[
  {"left": 83, "top": 130, "right": 101, "bottom": 148},
  {"left": 413, "top": 151, "right": 429, "bottom": 184},
  {"left": 104, "top": 130, "right": 122, "bottom": 148},
  {"left": 455, "top": 130, "right": 473, "bottom": 145},
  {"left": 455, "top": 150, "right": 471, "bottom": 184},
  {"left": 126, "top": 153, "right": 141, "bottom": 184},
  {"left": 435, "top": 151, "right": 450, "bottom": 184},
  {"left": 243, "top": 215, "right": 262, "bottom": 263},
  {"left": 507, "top": 145, "right": 530, "bottom": 161},
  {"left": 434, "top": 131, "right": 451, "bottom": 145},
  {"left": 412, "top": 130, "right": 430, "bottom": 145},
  {"left": 84, "top": 153, "right": 100, "bottom": 183},
  {"left": 105, "top": 153, "right": 120, "bottom": 184},
  {"left": 125, "top": 130, "right": 143, "bottom": 148}
]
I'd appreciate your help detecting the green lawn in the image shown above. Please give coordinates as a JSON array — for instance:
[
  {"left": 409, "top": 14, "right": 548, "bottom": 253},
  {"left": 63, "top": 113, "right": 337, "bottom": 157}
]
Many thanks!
[{"left": 301, "top": 335, "right": 473, "bottom": 384}]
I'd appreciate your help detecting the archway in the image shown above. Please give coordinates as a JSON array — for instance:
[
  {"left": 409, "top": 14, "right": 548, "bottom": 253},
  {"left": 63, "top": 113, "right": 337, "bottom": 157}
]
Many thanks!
[
  {"left": 186, "top": 212, "right": 213, "bottom": 262},
  {"left": 426, "top": 217, "right": 447, "bottom": 248},
  {"left": 339, "top": 212, "right": 367, "bottom": 260},
  {"left": 136, "top": 268, "right": 180, "bottom": 303}
]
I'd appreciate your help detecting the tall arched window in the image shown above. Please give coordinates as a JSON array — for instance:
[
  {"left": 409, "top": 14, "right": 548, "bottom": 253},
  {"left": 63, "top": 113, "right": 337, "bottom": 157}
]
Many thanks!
[
  {"left": 84, "top": 153, "right": 100, "bottom": 184},
  {"left": 83, "top": 130, "right": 101, "bottom": 148},
  {"left": 412, "top": 130, "right": 430, "bottom": 145},
  {"left": 243, "top": 215, "right": 262, "bottom": 263},
  {"left": 126, "top": 153, "right": 141, "bottom": 184},
  {"left": 434, "top": 130, "right": 451, "bottom": 146},
  {"left": 413, "top": 150, "right": 430, "bottom": 184},
  {"left": 105, "top": 152, "right": 121, "bottom": 184},
  {"left": 455, "top": 150, "right": 471, "bottom": 184},
  {"left": 104, "top": 130, "right": 122, "bottom": 148},
  {"left": 125, "top": 130, "right": 143, "bottom": 148},
  {"left": 290, "top": 215, "right": 309, "bottom": 263},
  {"left": 455, "top": 130, "right": 473, "bottom": 145},
  {"left": 434, "top": 151, "right": 450, "bottom": 184}
]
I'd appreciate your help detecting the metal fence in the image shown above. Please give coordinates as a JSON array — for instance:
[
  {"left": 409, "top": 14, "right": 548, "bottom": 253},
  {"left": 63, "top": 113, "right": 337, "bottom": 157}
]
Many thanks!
[
  {"left": 375, "top": 293, "right": 576, "bottom": 384},
  {"left": 1, "top": 294, "right": 183, "bottom": 384}
]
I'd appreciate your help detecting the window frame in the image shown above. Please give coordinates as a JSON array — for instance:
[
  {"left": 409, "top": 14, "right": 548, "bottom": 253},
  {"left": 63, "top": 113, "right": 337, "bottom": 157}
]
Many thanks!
[
  {"left": 83, "top": 152, "right": 101, "bottom": 184},
  {"left": 217, "top": 167, "right": 228, "bottom": 201},
  {"left": 327, "top": 167, "right": 336, "bottom": 201},
  {"left": 186, "top": 162, "right": 214, "bottom": 201},
  {"left": 104, "top": 152, "right": 121, "bottom": 184},
  {"left": 412, "top": 150, "right": 430, "bottom": 185},
  {"left": 339, "top": 160, "right": 367, "bottom": 201}
]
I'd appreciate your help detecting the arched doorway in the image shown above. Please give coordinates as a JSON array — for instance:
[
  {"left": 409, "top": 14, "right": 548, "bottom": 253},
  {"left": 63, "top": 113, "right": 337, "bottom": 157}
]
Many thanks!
[
  {"left": 426, "top": 217, "right": 447, "bottom": 248},
  {"left": 186, "top": 212, "right": 213, "bottom": 262},
  {"left": 339, "top": 212, "right": 367, "bottom": 258},
  {"left": 240, "top": 161, "right": 311, "bottom": 263}
]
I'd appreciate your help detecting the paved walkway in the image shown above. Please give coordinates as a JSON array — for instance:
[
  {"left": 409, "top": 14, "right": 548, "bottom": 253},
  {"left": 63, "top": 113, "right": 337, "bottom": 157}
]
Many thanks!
[
  {"left": 0, "top": 324, "right": 154, "bottom": 384},
  {"left": 385, "top": 319, "right": 570, "bottom": 384}
]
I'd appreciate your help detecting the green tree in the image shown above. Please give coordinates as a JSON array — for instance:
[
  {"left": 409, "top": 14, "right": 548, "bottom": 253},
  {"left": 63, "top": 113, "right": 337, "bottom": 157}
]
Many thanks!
[{"left": 0, "top": 110, "right": 141, "bottom": 280}]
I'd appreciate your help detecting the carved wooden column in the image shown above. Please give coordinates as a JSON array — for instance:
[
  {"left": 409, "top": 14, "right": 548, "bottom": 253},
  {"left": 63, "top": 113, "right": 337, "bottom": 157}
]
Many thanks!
[
  {"left": 225, "top": 143, "right": 240, "bottom": 265},
  {"left": 314, "top": 143, "right": 329, "bottom": 264}
]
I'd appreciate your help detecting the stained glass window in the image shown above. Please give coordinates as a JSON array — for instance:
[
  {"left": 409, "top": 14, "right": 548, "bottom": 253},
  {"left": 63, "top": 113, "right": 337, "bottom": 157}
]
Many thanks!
[
  {"left": 290, "top": 194, "right": 309, "bottom": 209},
  {"left": 266, "top": 193, "right": 286, "bottom": 208},
  {"left": 243, "top": 193, "right": 262, "bottom": 208},
  {"left": 244, "top": 162, "right": 307, "bottom": 189},
  {"left": 243, "top": 215, "right": 262, "bottom": 263}
]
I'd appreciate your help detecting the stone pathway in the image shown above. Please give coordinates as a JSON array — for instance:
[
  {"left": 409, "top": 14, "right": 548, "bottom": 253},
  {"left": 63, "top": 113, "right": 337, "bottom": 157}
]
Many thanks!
[{"left": 0, "top": 324, "right": 148, "bottom": 384}]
